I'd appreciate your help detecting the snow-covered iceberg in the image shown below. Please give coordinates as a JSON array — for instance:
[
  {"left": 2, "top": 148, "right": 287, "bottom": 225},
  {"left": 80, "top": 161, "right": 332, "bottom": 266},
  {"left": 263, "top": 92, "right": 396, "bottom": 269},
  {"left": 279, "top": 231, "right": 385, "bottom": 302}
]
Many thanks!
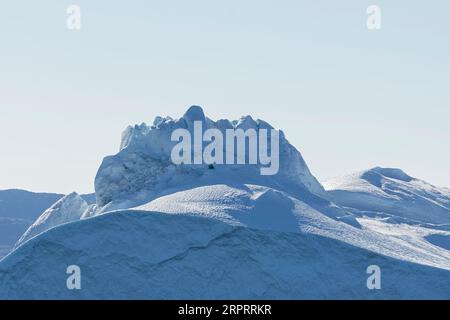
[
  {"left": 95, "top": 106, "right": 326, "bottom": 212},
  {"left": 1, "top": 106, "right": 449, "bottom": 299},
  {"left": 324, "top": 167, "right": 450, "bottom": 227}
]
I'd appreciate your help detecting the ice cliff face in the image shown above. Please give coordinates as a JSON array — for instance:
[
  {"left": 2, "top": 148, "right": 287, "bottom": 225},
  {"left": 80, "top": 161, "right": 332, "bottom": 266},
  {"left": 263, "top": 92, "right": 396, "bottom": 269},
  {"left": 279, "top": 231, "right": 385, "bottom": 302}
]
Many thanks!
[
  {"left": 15, "top": 193, "right": 89, "bottom": 248},
  {"left": 324, "top": 167, "right": 450, "bottom": 226},
  {"left": 95, "top": 106, "right": 325, "bottom": 212}
]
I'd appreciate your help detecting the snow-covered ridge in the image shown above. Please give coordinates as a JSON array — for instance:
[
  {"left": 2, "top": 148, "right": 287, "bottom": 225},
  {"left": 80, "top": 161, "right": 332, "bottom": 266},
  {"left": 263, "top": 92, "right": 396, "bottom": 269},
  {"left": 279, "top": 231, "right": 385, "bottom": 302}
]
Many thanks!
[
  {"left": 0, "top": 190, "right": 95, "bottom": 258},
  {"left": 324, "top": 167, "right": 450, "bottom": 226},
  {"left": 95, "top": 106, "right": 325, "bottom": 211},
  {"left": 15, "top": 192, "right": 89, "bottom": 248}
]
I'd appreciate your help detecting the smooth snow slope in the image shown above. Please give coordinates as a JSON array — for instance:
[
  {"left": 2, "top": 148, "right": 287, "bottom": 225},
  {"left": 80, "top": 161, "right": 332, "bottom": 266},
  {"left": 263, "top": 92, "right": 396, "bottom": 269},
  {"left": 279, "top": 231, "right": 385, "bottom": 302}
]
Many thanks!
[
  {"left": 15, "top": 193, "right": 89, "bottom": 248},
  {"left": 0, "top": 210, "right": 449, "bottom": 299},
  {"left": 137, "top": 184, "right": 450, "bottom": 270},
  {"left": 0, "top": 191, "right": 95, "bottom": 258},
  {"left": 323, "top": 167, "right": 450, "bottom": 227}
]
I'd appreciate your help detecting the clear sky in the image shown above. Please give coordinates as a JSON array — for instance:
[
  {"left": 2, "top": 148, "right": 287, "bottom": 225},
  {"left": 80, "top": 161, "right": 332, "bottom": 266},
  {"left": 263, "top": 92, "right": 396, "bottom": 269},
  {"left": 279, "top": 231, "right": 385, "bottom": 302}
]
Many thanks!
[{"left": 0, "top": 1, "right": 449, "bottom": 194}]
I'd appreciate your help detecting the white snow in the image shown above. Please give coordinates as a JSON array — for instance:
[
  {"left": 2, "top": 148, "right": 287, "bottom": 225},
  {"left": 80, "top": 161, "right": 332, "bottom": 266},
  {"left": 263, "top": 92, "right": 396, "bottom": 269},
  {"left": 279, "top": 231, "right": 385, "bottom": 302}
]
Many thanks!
[
  {"left": 94, "top": 106, "right": 325, "bottom": 211},
  {"left": 323, "top": 167, "right": 450, "bottom": 227},
  {"left": 1, "top": 107, "right": 449, "bottom": 299},
  {"left": 1, "top": 209, "right": 449, "bottom": 299},
  {"left": 136, "top": 183, "right": 450, "bottom": 270},
  {"left": 15, "top": 192, "right": 89, "bottom": 248}
]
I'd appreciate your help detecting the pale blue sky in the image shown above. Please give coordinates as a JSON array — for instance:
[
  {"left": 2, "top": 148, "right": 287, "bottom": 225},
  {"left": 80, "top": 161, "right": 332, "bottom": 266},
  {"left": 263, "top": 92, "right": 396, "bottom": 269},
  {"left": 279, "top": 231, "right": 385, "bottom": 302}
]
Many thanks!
[{"left": 0, "top": 1, "right": 449, "bottom": 194}]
